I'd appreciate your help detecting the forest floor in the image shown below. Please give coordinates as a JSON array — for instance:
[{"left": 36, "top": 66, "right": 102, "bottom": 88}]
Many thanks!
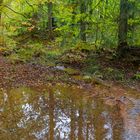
[
  {"left": 0, "top": 48, "right": 139, "bottom": 92},
  {"left": 1, "top": 33, "right": 139, "bottom": 90}
]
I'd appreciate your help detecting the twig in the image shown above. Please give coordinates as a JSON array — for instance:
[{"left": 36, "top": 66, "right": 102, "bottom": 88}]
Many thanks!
[{"left": 3, "top": 5, "right": 27, "bottom": 18}]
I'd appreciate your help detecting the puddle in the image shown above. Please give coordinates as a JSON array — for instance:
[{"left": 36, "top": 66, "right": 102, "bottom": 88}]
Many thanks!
[{"left": 0, "top": 84, "right": 140, "bottom": 140}]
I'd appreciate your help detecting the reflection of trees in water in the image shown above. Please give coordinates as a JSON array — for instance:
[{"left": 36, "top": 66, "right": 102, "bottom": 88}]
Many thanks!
[
  {"left": 112, "top": 104, "right": 124, "bottom": 140},
  {"left": 0, "top": 87, "right": 124, "bottom": 140},
  {"left": 49, "top": 90, "right": 55, "bottom": 140},
  {"left": 78, "top": 102, "right": 84, "bottom": 140},
  {"left": 70, "top": 98, "right": 76, "bottom": 140},
  {"left": 93, "top": 98, "right": 104, "bottom": 140},
  {"left": 119, "top": 99, "right": 140, "bottom": 140},
  {"left": 53, "top": 91, "right": 102, "bottom": 140}
]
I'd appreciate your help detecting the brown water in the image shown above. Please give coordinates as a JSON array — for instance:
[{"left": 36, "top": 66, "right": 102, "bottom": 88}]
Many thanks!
[{"left": 0, "top": 84, "right": 140, "bottom": 140}]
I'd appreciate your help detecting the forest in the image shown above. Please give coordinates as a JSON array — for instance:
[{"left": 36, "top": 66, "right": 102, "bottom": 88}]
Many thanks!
[{"left": 0, "top": 0, "right": 140, "bottom": 140}]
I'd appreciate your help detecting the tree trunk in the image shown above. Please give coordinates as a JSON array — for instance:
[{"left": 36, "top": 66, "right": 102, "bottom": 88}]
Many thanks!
[
  {"left": 48, "top": 1, "right": 53, "bottom": 40},
  {"left": 80, "top": 0, "right": 86, "bottom": 42},
  {"left": 118, "top": 0, "right": 128, "bottom": 53},
  {"left": 128, "top": 1, "right": 135, "bottom": 45},
  {"left": 0, "top": 0, "right": 4, "bottom": 46},
  {"left": 0, "top": 0, "right": 3, "bottom": 16}
]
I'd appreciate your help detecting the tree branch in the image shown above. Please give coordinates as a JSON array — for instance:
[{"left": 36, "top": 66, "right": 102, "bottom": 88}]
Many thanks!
[
  {"left": 25, "top": 0, "right": 34, "bottom": 12},
  {"left": 3, "top": 5, "right": 27, "bottom": 18}
]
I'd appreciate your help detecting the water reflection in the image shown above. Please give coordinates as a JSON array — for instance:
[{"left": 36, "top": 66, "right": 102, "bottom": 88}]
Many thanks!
[
  {"left": 121, "top": 98, "right": 140, "bottom": 140},
  {"left": 0, "top": 84, "right": 132, "bottom": 140}
]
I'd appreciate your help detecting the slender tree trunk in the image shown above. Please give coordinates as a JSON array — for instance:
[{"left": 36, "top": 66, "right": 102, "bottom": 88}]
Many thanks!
[
  {"left": 80, "top": 0, "right": 86, "bottom": 42},
  {"left": 0, "top": 0, "right": 4, "bottom": 46},
  {"left": 118, "top": 0, "right": 128, "bottom": 51},
  {"left": 0, "top": 0, "right": 3, "bottom": 18},
  {"left": 48, "top": 1, "right": 53, "bottom": 40},
  {"left": 128, "top": 1, "right": 135, "bottom": 45}
]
